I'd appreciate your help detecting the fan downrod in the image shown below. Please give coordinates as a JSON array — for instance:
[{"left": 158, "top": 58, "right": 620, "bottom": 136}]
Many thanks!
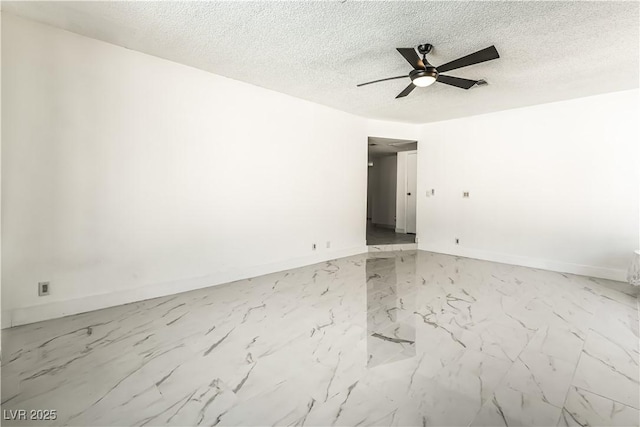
[{"left": 417, "top": 44, "right": 433, "bottom": 55}]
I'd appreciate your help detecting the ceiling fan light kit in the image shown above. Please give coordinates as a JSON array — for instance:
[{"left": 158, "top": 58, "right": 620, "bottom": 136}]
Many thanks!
[
  {"left": 410, "top": 68, "right": 438, "bottom": 87},
  {"left": 357, "top": 43, "right": 500, "bottom": 98}
]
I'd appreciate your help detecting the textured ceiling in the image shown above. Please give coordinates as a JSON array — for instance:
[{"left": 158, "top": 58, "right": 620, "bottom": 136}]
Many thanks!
[{"left": 3, "top": 1, "right": 638, "bottom": 123}]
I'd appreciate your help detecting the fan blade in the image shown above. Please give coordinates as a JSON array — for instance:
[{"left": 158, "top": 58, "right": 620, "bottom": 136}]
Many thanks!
[
  {"left": 437, "top": 46, "right": 499, "bottom": 73},
  {"left": 396, "top": 48, "right": 425, "bottom": 70},
  {"left": 437, "top": 75, "right": 479, "bottom": 89},
  {"left": 395, "top": 83, "right": 416, "bottom": 98},
  {"left": 357, "top": 75, "right": 408, "bottom": 87}
]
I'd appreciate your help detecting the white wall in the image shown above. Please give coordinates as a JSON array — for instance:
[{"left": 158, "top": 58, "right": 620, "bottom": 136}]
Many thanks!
[
  {"left": 417, "top": 90, "right": 640, "bottom": 281},
  {"left": 3, "top": 15, "right": 637, "bottom": 328},
  {"left": 1, "top": 15, "right": 368, "bottom": 326},
  {"left": 369, "top": 156, "right": 397, "bottom": 228},
  {"left": 0, "top": 13, "right": 3, "bottom": 332}
]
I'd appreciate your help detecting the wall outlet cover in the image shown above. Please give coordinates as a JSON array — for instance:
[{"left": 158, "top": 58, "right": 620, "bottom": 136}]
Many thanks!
[{"left": 38, "top": 281, "right": 50, "bottom": 296}]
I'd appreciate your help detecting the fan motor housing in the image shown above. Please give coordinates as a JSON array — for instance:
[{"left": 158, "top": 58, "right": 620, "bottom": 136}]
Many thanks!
[{"left": 410, "top": 67, "right": 438, "bottom": 82}]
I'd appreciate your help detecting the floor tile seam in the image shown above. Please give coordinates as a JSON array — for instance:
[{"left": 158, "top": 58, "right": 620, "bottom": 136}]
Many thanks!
[
  {"left": 521, "top": 323, "right": 585, "bottom": 366},
  {"left": 467, "top": 380, "right": 567, "bottom": 427},
  {"left": 504, "top": 381, "right": 565, "bottom": 411},
  {"left": 561, "top": 323, "right": 592, "bottom": 414},
  {"left": 586, "top": 326, "right": 640, "bottom": 361},
  {"left": 569, "top": 385, "right": 640, "bottom": 412},
  {"left": 562, "top": 324, "right": 640, "bottom": 413},
  {"left": 466, "top": 323, "right": 564, "bottom": 425},
  {"left": 588, "top": 291, "right": 640, "bottom": 311},
  {"left": 453, "top": 320, "right": 544, "bottom": 425},
  {"left": 464, "top": 357, "right": 523, "bottom": 427}
]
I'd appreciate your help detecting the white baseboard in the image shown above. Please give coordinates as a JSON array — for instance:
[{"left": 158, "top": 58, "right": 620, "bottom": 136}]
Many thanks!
[
  {"left": 418, "top": 243, "right": 627, "bottom": 282},
  {"left": 4, "top": 245, "right": 367, "bottom": 328},
  {"left": 6, "top": 244, "right": 626, "bottom": 328}
]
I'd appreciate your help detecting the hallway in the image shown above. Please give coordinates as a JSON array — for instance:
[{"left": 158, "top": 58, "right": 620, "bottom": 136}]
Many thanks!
[{"left": 366, "top": 221, "right": 415, "bottom": 245}]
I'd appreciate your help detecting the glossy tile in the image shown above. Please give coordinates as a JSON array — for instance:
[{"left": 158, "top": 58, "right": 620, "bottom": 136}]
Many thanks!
[
  {"left": 471, "top": 385, "right": 562, "bottom": 427},
  {"left": 572, "top": 329, "right": 640, "bottom": 409},
  {"left": 367, "top": 243, "right": 418, "bottom": 252},
  {"left": 1, "top": 250, "right": 638, "bottom": 426},
  {"left": 502, "top": 349, "right": 575, "bottom": 408},
  {"left": 559, "top": 386, "right": 639, "bottom": 427}
]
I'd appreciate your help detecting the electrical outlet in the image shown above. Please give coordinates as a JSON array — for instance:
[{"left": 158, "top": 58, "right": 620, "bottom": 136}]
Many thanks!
[
  {"left": 326, "top": 241, "right": 331, "bottom": 249},
  {"left": 312, "top": 243, "right": 317, "bottom": 251},
  {"left": 463, "top": 192, "right": 470, "bottom": 198},
  {"left": 38, "top": 281, "right": 50, "bottom": 296},
  {"left": 455, "top": 238, "right": 460, "bottom": 245}
]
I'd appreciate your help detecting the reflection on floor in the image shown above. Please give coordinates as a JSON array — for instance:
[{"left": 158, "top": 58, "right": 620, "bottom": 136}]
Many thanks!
[
  {"left": 366, "top": 221, "right": 415, "bottom": 245},
  {"left": 2, "top": 251, "right": 639, "bottom": 426}
]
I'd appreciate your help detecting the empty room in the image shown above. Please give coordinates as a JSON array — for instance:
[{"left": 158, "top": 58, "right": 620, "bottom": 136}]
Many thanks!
[{"left": 1, "top": 1, "right": 639, "bottom": 426}]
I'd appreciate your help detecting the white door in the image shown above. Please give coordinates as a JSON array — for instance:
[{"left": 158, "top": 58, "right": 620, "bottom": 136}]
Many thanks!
[{"left": 406, "top": 152, "right": 417, "bottom": 233}]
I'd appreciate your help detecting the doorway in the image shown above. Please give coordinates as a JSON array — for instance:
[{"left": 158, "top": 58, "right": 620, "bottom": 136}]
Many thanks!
[{"left": 367, "top": 137, "right": 417, "bottom": 246}]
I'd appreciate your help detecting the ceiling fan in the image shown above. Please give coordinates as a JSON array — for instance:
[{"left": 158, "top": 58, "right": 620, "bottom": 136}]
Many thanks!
[{"left": 357, "top": 44, "right": 499, "bottom": 98}]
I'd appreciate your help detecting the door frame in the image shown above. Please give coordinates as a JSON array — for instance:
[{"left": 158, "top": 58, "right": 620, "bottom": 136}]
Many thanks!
[{"left": 403, "top": 150, "right": 418, "bottom": 234}]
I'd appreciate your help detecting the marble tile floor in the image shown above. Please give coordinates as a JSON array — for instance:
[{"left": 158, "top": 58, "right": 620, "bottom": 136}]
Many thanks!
[
  {"left": 1, "top": 251, "right": 639, "bottom": 427},
  {"left": 368, "top": 243, "right": 418, "bottom": 253}
]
